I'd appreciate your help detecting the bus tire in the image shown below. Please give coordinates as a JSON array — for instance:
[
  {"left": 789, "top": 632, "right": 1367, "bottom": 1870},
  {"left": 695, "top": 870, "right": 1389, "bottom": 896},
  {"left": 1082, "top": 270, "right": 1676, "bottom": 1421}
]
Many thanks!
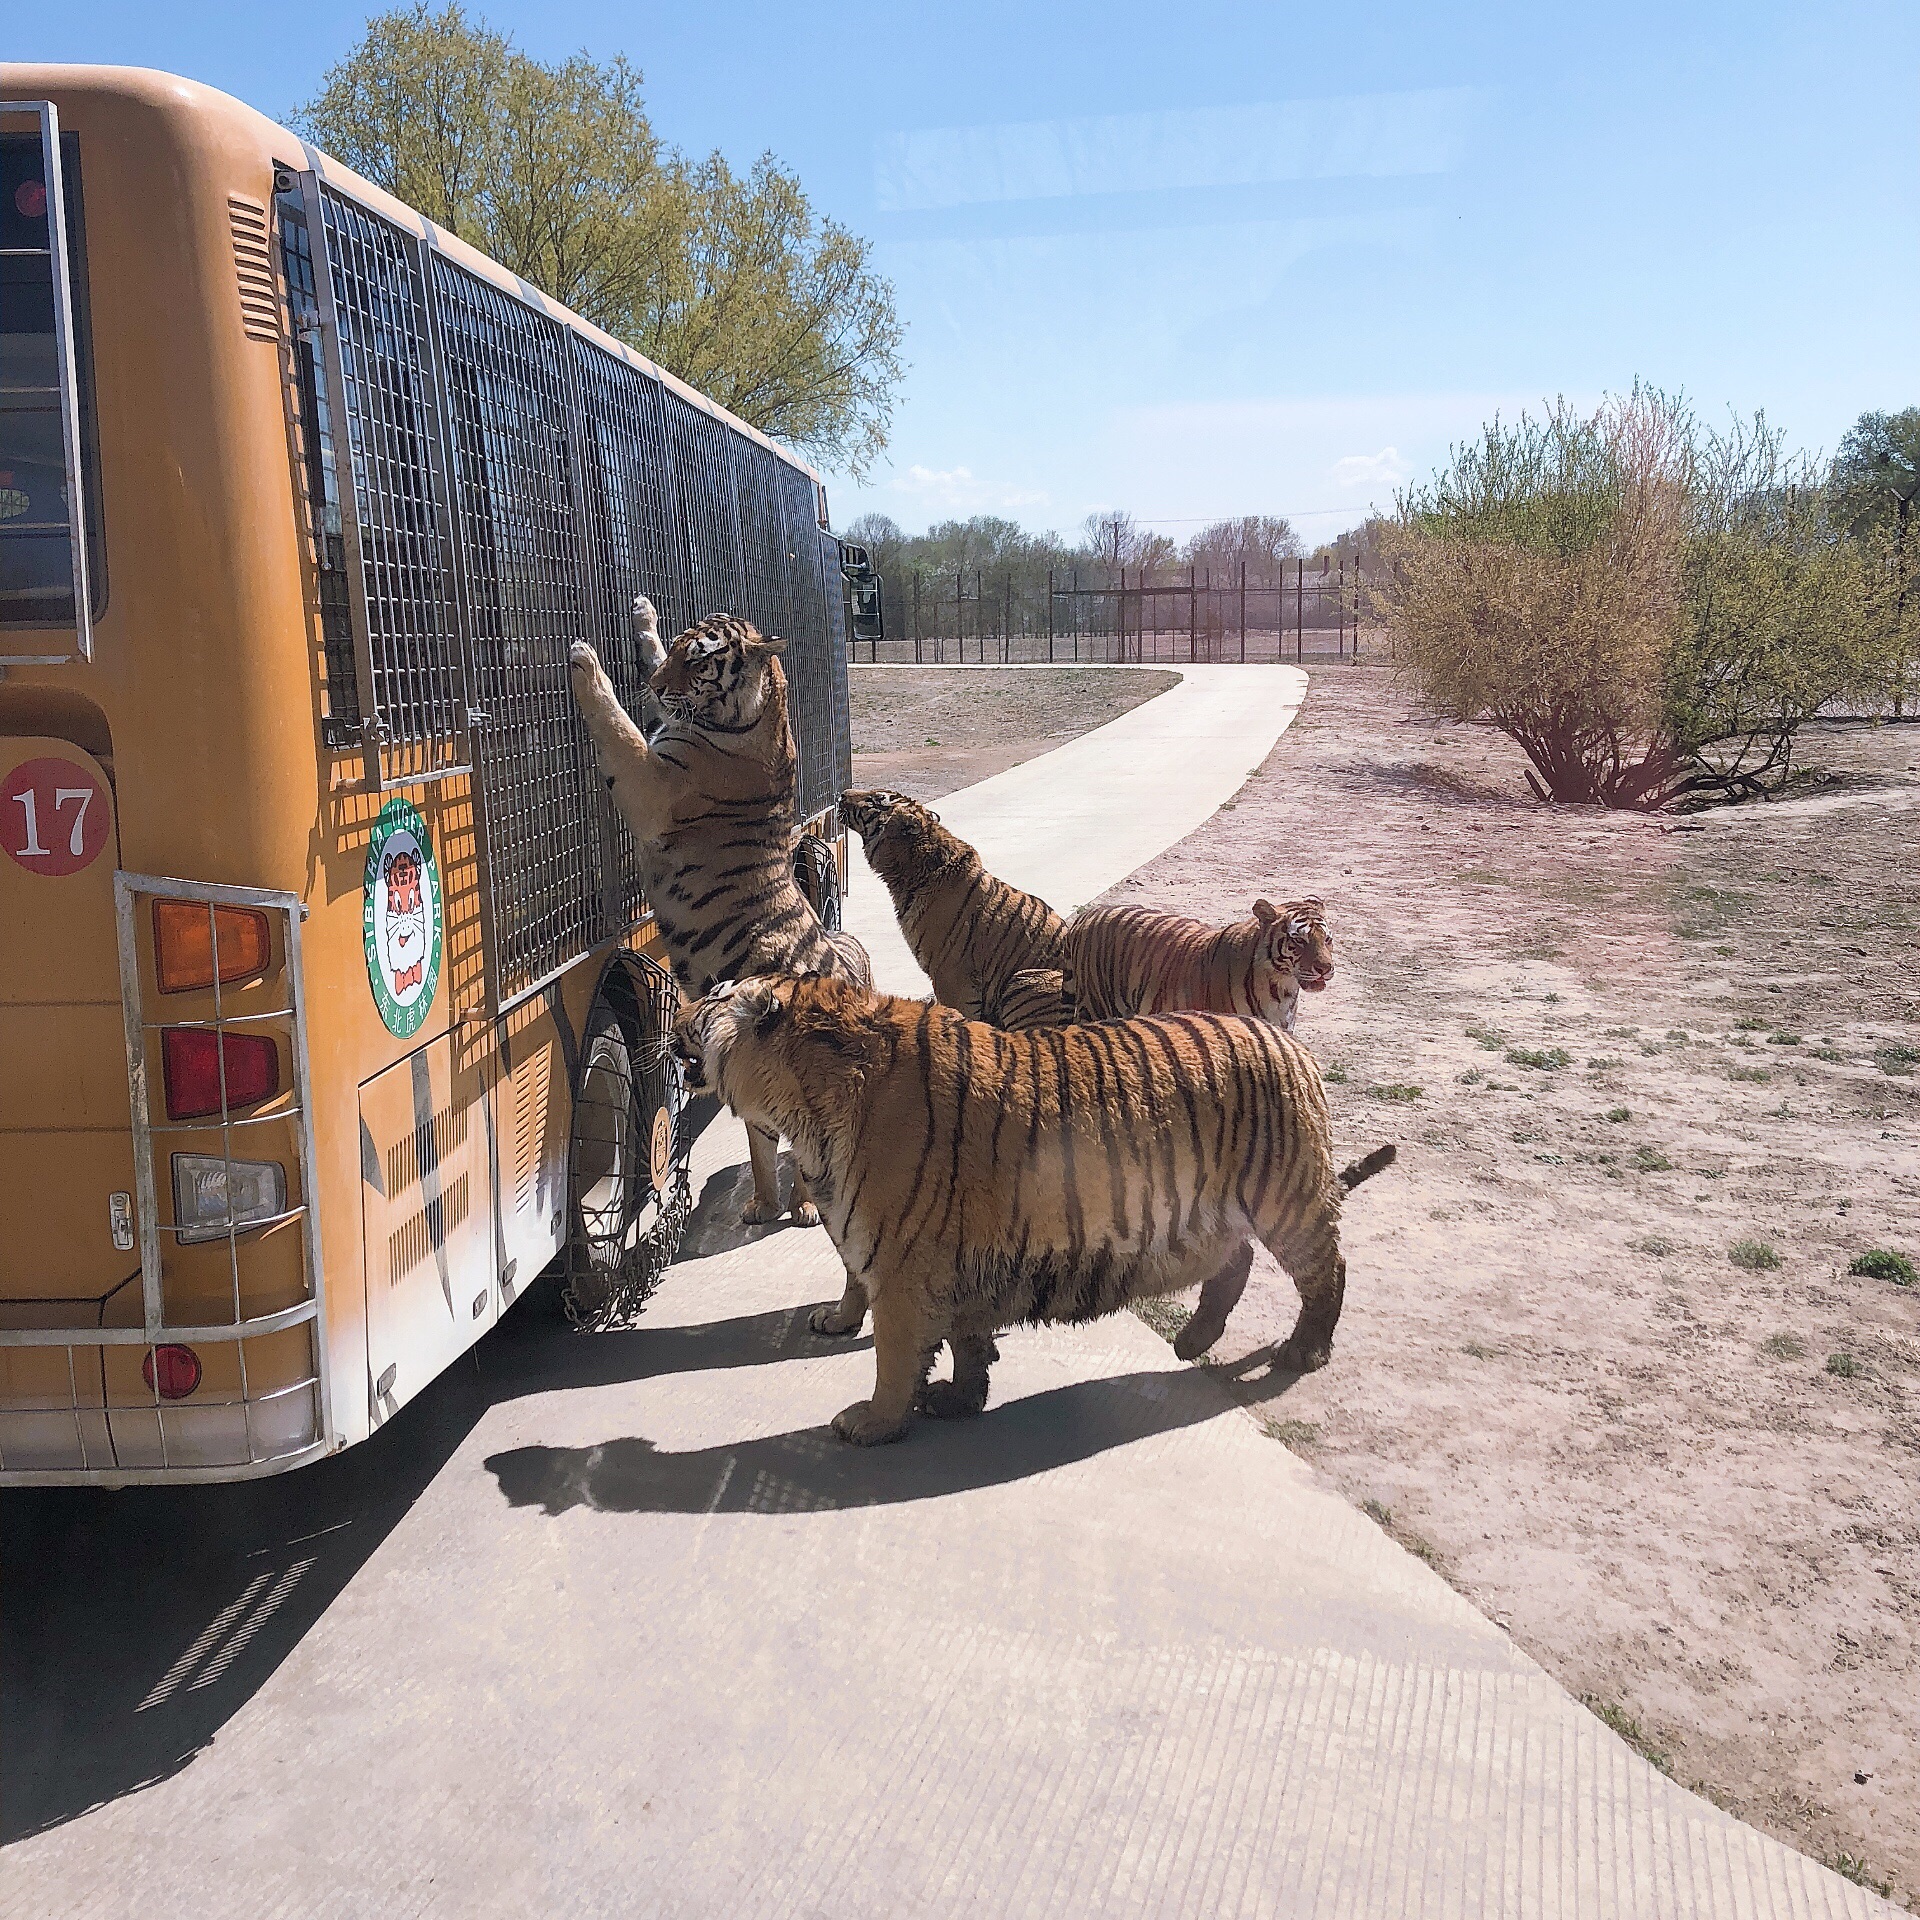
[
  {"left": 792, "top": 832, "right": 842, "bottom": 932},
  {"left": 559, "top": 950, "right": 689, "bottom": 1330}
]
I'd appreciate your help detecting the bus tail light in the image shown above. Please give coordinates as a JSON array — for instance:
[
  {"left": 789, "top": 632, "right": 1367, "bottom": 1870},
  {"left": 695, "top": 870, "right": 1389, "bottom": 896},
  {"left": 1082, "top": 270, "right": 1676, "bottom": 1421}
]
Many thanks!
[
  {"left": 161, "top": 1027, "right": 279, "bottom": 1120},
  {"left": 153, "top": 900, "right": 272, "bottom": 993},
  {"left": 171, "top": 1153, "right": 288, "bottom": 1244},
  {"left": 142, "top": 1344, "right": 202, "bottom": 1400}
]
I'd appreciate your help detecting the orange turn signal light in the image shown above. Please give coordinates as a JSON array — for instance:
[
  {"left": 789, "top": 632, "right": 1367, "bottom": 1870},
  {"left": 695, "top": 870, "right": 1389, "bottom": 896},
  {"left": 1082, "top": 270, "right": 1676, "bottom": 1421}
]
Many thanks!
[{"left": 153, "top": 901, "right": 272, "bottom": 995}]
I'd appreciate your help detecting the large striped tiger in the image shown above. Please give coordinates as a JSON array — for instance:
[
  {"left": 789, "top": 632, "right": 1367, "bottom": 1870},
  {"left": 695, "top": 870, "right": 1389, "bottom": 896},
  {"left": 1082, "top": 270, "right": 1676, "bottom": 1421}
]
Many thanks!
[
  {"left": 570, "top": 609, "right": 869, "bottom": 1226},
  {"left": 1064, "top": 898, "right": 1333, "bottom": 1032},
  {"left": 670, "top": 973, "right": 1396, "bottom": 1445},
  {"left": 838, "top": 788, "right": 1070, "bottom": 1027}
]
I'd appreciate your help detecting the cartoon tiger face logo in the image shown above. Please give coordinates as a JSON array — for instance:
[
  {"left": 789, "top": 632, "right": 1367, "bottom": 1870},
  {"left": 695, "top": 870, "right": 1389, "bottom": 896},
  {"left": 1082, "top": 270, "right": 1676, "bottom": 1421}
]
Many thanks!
[{"left": 382, "top": 847, "right": 427, "bottom": 993}]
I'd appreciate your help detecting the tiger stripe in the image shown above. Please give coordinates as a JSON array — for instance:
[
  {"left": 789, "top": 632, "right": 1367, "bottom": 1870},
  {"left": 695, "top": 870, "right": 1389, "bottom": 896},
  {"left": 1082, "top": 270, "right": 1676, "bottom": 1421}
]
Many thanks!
[
  {"left": 673, "top": 975, "right": 1395, "bottom": 1444},
  {"left": 1063, "top": 898, "right": 1334, "bottom": 1033},
  {"left": 839, "top": 790, "right": 1067, "bottom": 1027}
]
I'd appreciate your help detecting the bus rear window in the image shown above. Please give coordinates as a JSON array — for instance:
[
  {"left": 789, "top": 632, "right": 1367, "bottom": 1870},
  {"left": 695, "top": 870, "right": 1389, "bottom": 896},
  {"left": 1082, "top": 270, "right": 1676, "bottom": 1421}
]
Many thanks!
[{"left": 1, "top": 117, "right": 104, "bottom": 642}]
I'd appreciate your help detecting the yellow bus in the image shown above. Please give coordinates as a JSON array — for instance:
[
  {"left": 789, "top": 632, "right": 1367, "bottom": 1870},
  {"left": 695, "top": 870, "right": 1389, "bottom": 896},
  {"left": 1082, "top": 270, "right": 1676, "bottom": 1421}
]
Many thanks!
[{"left": 0, "top": 65, "right": 853, "bottom": 1484}]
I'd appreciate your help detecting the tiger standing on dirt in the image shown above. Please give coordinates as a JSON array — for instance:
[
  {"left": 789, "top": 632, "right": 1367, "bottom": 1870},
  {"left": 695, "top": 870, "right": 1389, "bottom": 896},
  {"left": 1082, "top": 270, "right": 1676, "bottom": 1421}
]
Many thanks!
[
  {"left": 1063, "top": 897, "right": 1334, "bottom": 1031},
  {"left": 671, "top": 974, "right": 1395, "bottom": 1445},
  {"left": 569, "top": 602, "right": 870, "bottom": 1228},
  {"left": 838, "top": 788, "right": 1071, "bottom": 1027}
]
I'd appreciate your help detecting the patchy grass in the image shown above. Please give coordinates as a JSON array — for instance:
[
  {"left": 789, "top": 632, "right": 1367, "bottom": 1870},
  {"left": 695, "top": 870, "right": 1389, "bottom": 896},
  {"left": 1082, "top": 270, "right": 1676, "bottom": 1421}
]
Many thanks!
[
  {"left": 1360, "top": 1499, "right": 1443, "bottom": 1569},
  {"left": 1631, "top": 1145, "right": 1674, "bottom": 1172},
  {"left": 1875, "top": 1042, "right": 1919, "bottom": 1078},
  {"left": 1322, "top": 1064, "right": 1349, "bottom": 1085},
  {"left": 1630, "top": 1235, "right": 1675, "bottom": 1256},
  {"left": 1465, "top": 1023, "right": 1507, "bottom": 1051},
  {"left": 1729, "top": 1239, "right": 1783, "bottom": 1271},
  {"left": 1850, "top": 1248, "right": 1917, "bottom": 1287},
  {"left": 1462, "top": 1340, "right": 1501, "bottom": 1359},
  {"left": 1259, "top": 1415, "right": 1320, "bottom": 1449},
  {"left": 1826, "top": 1352, "right": 1865, "bottom": 1379},
  {"left": 1827, "top": 1852, "right": 1895, "bottom": 1898},
  {"left": 1132, "top": 1296, "right": 1190, "bottom": 1341},
  {"left": 1605, "top": 1106, "right": 1631, "bottom": 1122},
  {"left": 1587, "top": 1055, "right": 1624, "bottom": 1070},
  {"left": 1761, "top": 1333, "right": 1806, "bottom": 1360},
  {"left": 1507, "top": 1046, "right": 1573, "bottom": 1071},
  {"left": 1734, "top": 1015, "right": 1769, "bottom": 1032},
  {"left": 1812, "top": 1045, "right": 1847, "bottom": 1062},
  {"left": 1582, "top": 1696, "right": 1673, "bottom": 1775},
  {"left": 1370, "top": 1083, "right": 1424, "bottom": 1102},
  {"left": 1728, "top": 1066, "right": 1772, "bottom": 1084},
  {"left": 1767, "top": 1032, "right": 1803, "bottom": 1046}
]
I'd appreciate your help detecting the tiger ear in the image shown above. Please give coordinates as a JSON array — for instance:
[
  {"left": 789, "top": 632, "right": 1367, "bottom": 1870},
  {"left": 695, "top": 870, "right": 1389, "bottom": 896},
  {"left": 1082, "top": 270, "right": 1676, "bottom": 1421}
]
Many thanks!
[
  {"left": 1252, "top": 898, "right": 1280, "bottom": 924},
  {"left": 740, "top": 981, "right": 784, "bottom": 1035},
  {"left": 748, "top": 629, "right": 789, "bottom": 657}
]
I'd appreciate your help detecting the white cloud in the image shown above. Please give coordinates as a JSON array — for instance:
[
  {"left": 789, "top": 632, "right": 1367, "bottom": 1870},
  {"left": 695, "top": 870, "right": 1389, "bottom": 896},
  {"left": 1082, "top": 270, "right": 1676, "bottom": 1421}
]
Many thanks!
[
  {"left": 1329, "top": 446, "right": 1412, "bottom": 492},
  {"left": 886, "top": 464, "right": 1050, "bottom": 516},
  {"left": 875, "top": 90, "right": 1480, "bottom": 211}
]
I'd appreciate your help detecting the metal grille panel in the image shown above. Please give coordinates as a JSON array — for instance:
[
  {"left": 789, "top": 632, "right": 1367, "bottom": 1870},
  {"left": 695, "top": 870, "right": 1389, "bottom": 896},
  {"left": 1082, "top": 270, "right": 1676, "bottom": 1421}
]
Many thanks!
[
  {"left": 664, "top": 392, "right": 745, "bottom": 622},
  {"left": 571, "top": 339, "right": 691, "bottom": 924},
  {"left": 314, "top": 186, "right": 466, "bottom": 779},
  {"left": 732, "top": 435, "right": 793, "bottom": 643},
  {"left": 429, "top": 254, "right": 601, "bottom": 1004},
  {"left": 275, "top": 187, "right": 359, "bottom": 746},
  {"left": 781, "top": 464, "right": 850, "bottom": 821},
  {"left": 301, "top": 178, "right": 847, "bottom": 1005}
]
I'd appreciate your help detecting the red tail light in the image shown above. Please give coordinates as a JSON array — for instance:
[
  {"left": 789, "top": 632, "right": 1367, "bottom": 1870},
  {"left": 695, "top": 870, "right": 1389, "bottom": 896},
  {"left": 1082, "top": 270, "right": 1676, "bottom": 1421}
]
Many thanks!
[
  {"left": 161, "top": 1027, "right": 280, "bottom": 1121},
  {"left": 153, "top": 900, "right": 272, "bottom": 994},
  {"left": 142, "top": 1344, "right": 202, "bottom": 1400}
]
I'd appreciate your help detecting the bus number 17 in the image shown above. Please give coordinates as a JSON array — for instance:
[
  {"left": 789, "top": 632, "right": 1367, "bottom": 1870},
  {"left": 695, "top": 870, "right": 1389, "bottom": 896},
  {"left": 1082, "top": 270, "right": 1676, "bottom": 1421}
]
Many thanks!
[{"left": 14, "top": 786, "right": 94, "bottom": 859}]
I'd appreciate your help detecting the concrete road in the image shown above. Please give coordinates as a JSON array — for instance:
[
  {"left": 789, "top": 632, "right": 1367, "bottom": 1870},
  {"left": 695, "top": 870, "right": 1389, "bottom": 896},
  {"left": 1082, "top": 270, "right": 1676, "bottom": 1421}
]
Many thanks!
[{"left": 2, "top": 669, "right": 1890, "bottom": 1917}]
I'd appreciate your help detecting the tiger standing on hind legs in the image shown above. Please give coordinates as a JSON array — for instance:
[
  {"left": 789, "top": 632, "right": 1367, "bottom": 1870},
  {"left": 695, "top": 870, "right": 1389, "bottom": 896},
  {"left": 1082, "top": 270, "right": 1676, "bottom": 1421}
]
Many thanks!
[
  {"left": 670, "top": 974, "right": 1398, "bottom": 1445},
  {"left": 568, "top": 602, "right": 871, "bottom": 1259}
]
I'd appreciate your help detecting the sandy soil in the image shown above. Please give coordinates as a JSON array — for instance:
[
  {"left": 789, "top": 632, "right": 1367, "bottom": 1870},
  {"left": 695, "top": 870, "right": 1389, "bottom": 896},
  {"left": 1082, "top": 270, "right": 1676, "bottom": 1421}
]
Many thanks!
[
  {"left": 1102, "top": 666, "right": 1920, "bottom": 1905},
  {"left": 849, "top": 666, "right": 1181, "bottom": 801}
]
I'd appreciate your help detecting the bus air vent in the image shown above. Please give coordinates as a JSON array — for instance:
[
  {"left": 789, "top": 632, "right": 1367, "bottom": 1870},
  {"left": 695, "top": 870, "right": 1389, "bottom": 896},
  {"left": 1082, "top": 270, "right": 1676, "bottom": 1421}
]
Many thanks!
[{"left": 227, "top": 193, "right": 279, "bottom": 342}]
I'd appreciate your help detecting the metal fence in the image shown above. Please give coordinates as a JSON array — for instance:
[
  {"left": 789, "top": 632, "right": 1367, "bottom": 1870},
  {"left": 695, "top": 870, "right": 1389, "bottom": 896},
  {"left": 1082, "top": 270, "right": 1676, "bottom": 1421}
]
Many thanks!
[
  {"left": 281, "top": 170, "right": 849, "bottom": 1008},
  {"left": 852, "top": 560, "right": 1375, "bottom": 665}
]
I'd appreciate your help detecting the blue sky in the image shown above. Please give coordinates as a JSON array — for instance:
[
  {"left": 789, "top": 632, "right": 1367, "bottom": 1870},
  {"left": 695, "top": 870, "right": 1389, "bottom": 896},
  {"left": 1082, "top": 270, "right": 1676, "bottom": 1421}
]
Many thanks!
[{"left": 14, "top": 1, "right": 1917, "bottom": 546}]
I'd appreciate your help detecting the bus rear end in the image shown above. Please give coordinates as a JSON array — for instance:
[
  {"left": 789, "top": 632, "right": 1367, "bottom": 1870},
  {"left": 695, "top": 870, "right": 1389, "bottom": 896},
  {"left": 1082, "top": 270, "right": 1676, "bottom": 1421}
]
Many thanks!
[{"left": 2, "top": 79, "right": 332, "bottom": 1482}]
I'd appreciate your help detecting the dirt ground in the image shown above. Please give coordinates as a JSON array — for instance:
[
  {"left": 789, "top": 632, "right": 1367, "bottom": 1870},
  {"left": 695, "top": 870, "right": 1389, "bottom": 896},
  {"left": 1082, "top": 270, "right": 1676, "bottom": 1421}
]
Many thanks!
[
  {"left": 1098, "top": 666, "right": 1920, "bottom": 1905},
  {"left": 848, "top": 665, "right": 1180, "bottom": 800},
  {"left": 841, "top": 658, "right": 1920, "bottom": 1900}
]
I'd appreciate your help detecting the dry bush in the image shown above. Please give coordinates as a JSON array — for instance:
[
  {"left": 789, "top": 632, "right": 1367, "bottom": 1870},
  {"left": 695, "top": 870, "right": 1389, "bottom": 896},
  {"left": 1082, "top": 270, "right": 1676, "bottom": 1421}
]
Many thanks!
[
  {"left": 1378, "top": 390, "right": 1893, "bottom": 808},
  {"left": 1377, "top": 391, "right": 1690, "bottom": 804}
]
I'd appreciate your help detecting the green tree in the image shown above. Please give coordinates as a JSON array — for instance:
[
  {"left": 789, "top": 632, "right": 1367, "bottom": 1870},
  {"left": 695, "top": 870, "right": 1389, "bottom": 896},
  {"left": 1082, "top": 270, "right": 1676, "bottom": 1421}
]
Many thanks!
[
  {"left": 1828, "top": 409, "right": 1920, "bottom": 714},
  {"left": 1185, "top": 515, "right": 1301, "bottom": 582},
  {"left": 294, "top": 4, "right": 904, "bottom": 474}
]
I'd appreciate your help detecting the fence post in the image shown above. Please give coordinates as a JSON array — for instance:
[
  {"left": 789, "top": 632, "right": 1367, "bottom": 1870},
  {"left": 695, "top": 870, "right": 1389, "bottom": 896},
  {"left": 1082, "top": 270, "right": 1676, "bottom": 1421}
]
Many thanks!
[{"left": 1337, "top": 557, "right": 1345, "bottom": 659}]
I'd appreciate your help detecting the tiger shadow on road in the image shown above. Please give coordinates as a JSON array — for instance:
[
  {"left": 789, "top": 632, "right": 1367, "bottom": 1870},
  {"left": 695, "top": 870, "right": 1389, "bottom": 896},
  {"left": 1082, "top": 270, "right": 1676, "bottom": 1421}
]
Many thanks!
[{"left": 485, "top": 1361, "right": 1242, "bottom": 1518}]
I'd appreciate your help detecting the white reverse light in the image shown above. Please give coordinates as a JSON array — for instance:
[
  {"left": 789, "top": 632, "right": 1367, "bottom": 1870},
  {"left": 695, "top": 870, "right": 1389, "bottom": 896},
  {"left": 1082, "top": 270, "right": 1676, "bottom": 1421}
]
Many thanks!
[{"left": 170, "top": 1154, "right": 288, "bottom": 1245}]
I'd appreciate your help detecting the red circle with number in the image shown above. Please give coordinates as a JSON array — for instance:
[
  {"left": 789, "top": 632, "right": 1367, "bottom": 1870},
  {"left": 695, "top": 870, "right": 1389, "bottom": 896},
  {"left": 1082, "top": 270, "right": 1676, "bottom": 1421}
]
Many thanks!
[{"left": 2, "top": 757, "right": 111, "bottom": 876}]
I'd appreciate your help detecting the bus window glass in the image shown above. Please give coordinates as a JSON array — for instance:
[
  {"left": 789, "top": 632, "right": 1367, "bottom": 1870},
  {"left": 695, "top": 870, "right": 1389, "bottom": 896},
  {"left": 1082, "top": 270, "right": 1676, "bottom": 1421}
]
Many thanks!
[{"left": 0, "top": 125, "right": 102, "bottom": 635}]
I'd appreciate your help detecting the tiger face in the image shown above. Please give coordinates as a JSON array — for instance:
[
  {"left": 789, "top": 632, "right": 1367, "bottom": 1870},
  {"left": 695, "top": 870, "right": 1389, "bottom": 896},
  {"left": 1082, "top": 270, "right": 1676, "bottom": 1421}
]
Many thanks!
[
  {"left": 672, "top": 974, "right": 862, "bottom": 1129},
  {"left": 650, "top": 614, "right": 786, "bottom": 731},
  {"left": 1252, "top": 897, "right": 1334, "bottom": 1025},
  {"left": 838, "top": 789, "right": 948, "bottom": 881}
]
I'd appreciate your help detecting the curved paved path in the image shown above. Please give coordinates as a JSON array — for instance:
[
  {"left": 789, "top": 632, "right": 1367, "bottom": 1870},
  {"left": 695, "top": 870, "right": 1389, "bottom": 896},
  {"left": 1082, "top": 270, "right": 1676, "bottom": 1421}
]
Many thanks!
[{"left": 4, "top": 669, "right": 1890, "bottom": 1918}]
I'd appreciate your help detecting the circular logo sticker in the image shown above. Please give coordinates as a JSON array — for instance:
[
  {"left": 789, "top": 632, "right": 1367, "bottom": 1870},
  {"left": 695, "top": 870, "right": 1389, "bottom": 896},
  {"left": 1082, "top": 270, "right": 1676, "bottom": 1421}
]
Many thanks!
[
  {"left": 2, "top": 756, "right": 111, "bottom": 876},
  {"left": 649, "top": 1107, "right": 674, "bottom": 1193},
  {"left": 363, "top": 799, "right": 442, "bottom": 1037}
]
